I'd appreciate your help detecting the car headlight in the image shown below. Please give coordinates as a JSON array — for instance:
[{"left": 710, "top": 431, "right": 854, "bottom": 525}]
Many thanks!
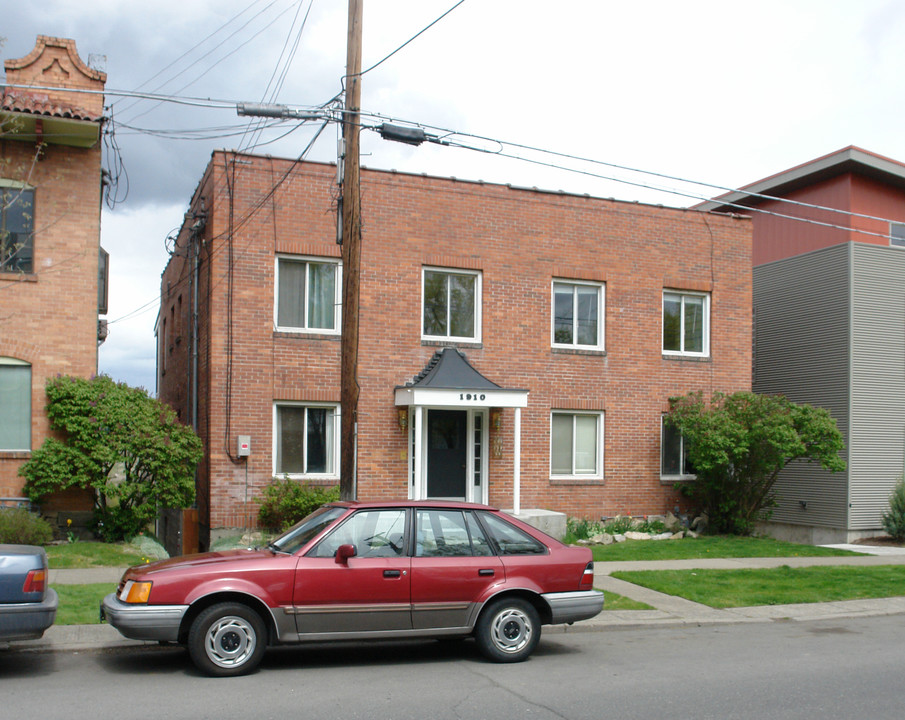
[{"left": 119, "top": 580, "right": 152, "bottom": 603}]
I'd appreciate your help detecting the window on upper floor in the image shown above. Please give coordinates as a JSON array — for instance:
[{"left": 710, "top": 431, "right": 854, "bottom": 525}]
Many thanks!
[
  {"left": 890, "top": 222, "right": 905, "bottom": 249},
  {"left": 274, "top": 403, "right": 339, "bottom": 477},
  {"left": 550, "top": 410, "right": 603, "bottom": 479},
  {"left": 552, "top": 280, "right": 604, "bottom": 350},
  {"left": 660, "top": 415, "right": 696, "bottom": 479},
  {"left": 663, "top": 290, "right": 710, "bottom": 357},
  {"left": 0, "top": 358, "right": 31, "bottom": 451},
  {"left": 422, "top": 267, "right": 481, "bottom": 341},
  {"left": 275, "top": 256, "right": 341, "bottom": 333},
  {"left": 0, "top": 185, "right": 34, "bottom": 274}
]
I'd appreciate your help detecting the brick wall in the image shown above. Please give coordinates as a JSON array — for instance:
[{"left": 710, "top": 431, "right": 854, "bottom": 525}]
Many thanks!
[
  {"left": 159, "top": 153, "right": 752, "bottom": 533},
  {"left": 0, "top": 37, "right": 105, "bottom": 501}
]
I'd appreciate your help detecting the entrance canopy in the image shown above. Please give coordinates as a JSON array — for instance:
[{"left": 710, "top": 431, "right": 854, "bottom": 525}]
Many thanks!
[
  {"left": 394, "top": 347, "right": 528, "bottom": 408},
  {"left": 395, "top": 348, "right": 529, "bottom": 511}
]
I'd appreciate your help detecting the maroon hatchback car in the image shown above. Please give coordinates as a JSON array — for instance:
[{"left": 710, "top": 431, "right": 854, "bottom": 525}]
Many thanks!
[{"left": 101, "top": 501, "right": 603, "bottom": 676}]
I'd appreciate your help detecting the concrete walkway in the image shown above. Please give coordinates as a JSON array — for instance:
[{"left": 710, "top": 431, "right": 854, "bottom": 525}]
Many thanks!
[{"left": 5, "top": 546, "right": 905, "bottom": 653}]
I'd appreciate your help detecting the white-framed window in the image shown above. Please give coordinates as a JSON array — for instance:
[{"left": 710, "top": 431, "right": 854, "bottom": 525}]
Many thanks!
[
  {"left": 275, "top": 256, "right": 341, "bottom": 333},
  {"left": 663, "top": 290, "right": 710, "bottom": 357},
  {"left": 0, "top": 182, "right": 34, "bottom": 274},
  {"left": 890, "top": 222, "right": 905, "bottom": 249},
  {"left": 660, "top": 415, "right": 695, "bottom": 479},
  {"left": 273, "top": 403, "right": 339, "bottom": 477},
  {"left": 550, "top": 410, "right": 603, "bottom": 478},
  {"left": 552, "top": 280, "right": 604, "bottom": 349},
  {"left": 422, "top": 267, "right": 481, "bottom": 341},
  {"left": 0, "top": 357, "right": 31, "bottom": 451}
]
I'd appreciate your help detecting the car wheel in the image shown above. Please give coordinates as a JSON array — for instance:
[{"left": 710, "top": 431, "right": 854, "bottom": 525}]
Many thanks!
[
  {"left": 475, "top": 597, "right": 541, "bottom": 663},
  {"left": 188, "top": 602, "right": 267, "bottom": 677}
]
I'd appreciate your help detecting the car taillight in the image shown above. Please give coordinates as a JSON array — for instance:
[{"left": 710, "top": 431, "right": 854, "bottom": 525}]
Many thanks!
[
  {"left": 23, "top": 569, "right": 46, "bottom": 594},
  {"left": 580, "top": 561, "right": 594, "bottom": 590}
]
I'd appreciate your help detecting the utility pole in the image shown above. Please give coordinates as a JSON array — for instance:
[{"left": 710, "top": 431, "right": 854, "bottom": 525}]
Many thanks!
[{"left": 340, "top": 0, "right": 363, "bottom": 501}]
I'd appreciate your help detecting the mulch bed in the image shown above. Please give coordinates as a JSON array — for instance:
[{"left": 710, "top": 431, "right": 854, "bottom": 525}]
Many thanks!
[{"left": 853, "top": 536, "right": 905, "bottom": 547}]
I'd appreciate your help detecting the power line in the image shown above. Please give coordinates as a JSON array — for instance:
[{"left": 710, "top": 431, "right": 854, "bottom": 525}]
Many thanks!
[
  {"left": 351, "top": 108, "right": 905, "bottom": 239},
  {"left": 122, "top": 1, "right": 300, "bottom": 126},
  {"left": 358, "top": 0, "right": 467, "bottom": 77},
  {"left": 115, "top": 0, "right": 276, "bottom": 118},
  {"left": 240, "top": 0, "right": 313, "bottom": 151},
  {"left": 107, "top": 119, "right": 332, "bottom": 326}
]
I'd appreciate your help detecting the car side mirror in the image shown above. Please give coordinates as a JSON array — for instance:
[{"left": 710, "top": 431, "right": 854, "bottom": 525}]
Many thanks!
[{"left": 335, "top": 544, "right": 357, "bottom": 564}]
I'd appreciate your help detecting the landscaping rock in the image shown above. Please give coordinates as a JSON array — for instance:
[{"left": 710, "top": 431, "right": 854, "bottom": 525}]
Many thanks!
[
  {"left": 664, "top": 511, "right": 683, "bottom": 532},
  {"left": 613, "top": 533, "right": 626, "bottom": 543},
  {"left": 624, "top": 531, "right": 651, "bottom": 540},
  {"left": 686, "top": 530, "right": 699, "bottom": 539},
  {"left": 650, "top": 532, "right": 674, "bottom": 541},
  {"left": 589, "top": 533, "right": 614, "bottom": 545},
  {"left": 241, "top": 531, "right": 264, "bottom": 546},
  {"left": 128, "top": 534, "right": 169, "bottom": 561},
  {"left": 670, "top": 531, "right": 685, "bottom": 540}
]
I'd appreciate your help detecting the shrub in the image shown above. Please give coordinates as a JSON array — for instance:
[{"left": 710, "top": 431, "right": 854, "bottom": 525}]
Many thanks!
[
  {"left": 603, "top": 516, "right": 636, "bottom": 535},
  {"left": 881, "top": 476, "right": 905, "bottom": 542},
  {"left": 20, "top": 375, "right": 203, "bottom": 542},
  {"left": 258, "top": 478, "right": 340, "bottom": 531},
  {"left": 638, "top": 519, "right": 667, "bottom": 534},
  {"left": 666, "top": 391, "right": 845, "bottom": 535},
  {"left": 0, "top": 508, "right": 54, "bottom": 545},
  {"left": 565, "top": 517, "right": 605, "bottom": 543}
]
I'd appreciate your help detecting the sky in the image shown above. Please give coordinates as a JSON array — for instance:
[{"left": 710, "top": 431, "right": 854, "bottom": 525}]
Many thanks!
[{"left": 4, "top": 0, "right": 905, "bottom": 392}]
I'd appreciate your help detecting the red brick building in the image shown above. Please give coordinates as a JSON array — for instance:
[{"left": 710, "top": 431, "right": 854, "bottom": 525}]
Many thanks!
[
  {"left": 159, "top": 151, "right": 751, "bottom": 546},
  {"left": 0, "top": 37, "right": 108, "bottom": 510}
]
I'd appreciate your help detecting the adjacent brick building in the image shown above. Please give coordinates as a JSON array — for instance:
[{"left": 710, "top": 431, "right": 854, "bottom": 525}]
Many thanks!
[
  {"left": 0, "top": 37, "right": 108, "bottom": 510},
  {"left": 159, "top": 151, "right": 752, "bottom": 547},
  {"left": 699, "top": 147, "right": 905, "bottom": 543}
]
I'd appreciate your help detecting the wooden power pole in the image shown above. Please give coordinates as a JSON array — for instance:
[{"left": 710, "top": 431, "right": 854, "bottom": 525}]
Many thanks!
[{"left": 340, "top": 0, "right": 363, "bottom": 500}]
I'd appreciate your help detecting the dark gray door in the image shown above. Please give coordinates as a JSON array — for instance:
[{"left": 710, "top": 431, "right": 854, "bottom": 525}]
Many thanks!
[{"left": 427, "top": 410, "right": 467, "bottom": 498}]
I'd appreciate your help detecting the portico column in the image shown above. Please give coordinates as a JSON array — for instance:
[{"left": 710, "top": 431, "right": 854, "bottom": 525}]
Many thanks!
[
  {"left": 513, "top": 407, "right": 521, "bottom": 514},
  {"left": 413, "top": 405, "right": 423, "bottom": 501}
]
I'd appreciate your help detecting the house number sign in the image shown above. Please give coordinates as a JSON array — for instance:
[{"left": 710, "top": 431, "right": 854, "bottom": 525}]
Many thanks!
[{"left": 459, "top": 393, "right": 486, "bottom": 402}]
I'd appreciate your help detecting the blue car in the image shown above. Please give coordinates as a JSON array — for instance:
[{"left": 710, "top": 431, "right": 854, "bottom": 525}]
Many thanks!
[{"left": 0, "top": 544, "right": 58, "bottom": 642}]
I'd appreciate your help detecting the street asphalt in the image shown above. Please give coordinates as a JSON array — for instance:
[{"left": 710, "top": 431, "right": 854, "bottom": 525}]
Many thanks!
[{"left": 4, "top": 543, "right": 905, "bottom": 654}]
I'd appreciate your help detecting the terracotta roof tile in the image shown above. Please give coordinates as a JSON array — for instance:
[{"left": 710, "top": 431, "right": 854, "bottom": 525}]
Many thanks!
[{"left": 1, "top": 89, "right": 101, "bottom": 122}]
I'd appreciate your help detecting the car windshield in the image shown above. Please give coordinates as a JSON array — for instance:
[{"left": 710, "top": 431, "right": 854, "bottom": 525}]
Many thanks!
[{"left": 270, "top": 505, "right": 347, "bottom": 554}]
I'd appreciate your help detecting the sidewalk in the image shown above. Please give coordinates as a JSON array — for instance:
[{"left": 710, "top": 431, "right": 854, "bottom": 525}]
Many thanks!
[{"left": 6, "top": 547, "right": 905, "bottom": 653}]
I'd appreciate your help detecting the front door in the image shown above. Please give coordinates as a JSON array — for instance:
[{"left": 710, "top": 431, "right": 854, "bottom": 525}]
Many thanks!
[{"left": 427, "top": 409, "right": 467, "bottom": 499}]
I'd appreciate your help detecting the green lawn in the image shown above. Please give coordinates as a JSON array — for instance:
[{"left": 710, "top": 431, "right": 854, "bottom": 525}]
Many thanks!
[
  {"left": 590, "top": 535, "right": 862, "bottom": 562},
  {"left": 611, "top": 565, "right": 905, "bottom": 608},
  {"left": 602, "top": 592, "right": 652, "bottom": 611},
  {"left": 45, "top": 541, "right": 150, "bottom": 569},
  {"left": 53, "top": 583, "right": 110, "bottom": 625}
]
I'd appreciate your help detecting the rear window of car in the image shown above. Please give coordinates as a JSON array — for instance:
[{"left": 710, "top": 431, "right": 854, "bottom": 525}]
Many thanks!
[
  {"left": 479, "top": 513, "right": 547, "bottom": 555},
  {"left": 415, "top": 509, "right": 494, "bottom": 557}
]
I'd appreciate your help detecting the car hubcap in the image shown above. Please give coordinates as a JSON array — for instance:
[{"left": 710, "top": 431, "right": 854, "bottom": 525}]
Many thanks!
[
  {"left": 205, "top": 616, "right": 256, "bottom": 668},
  {"left": 490, "top": 608, "right": 531, "bottom": 654}
]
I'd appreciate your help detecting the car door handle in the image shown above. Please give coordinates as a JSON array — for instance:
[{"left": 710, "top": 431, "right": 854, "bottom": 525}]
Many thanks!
[
  {"left": 383, "top": 569, "right": 402, "bottom": 578},
  {"left": 478, "top": 569, "right": 495, "bottom": 576}
]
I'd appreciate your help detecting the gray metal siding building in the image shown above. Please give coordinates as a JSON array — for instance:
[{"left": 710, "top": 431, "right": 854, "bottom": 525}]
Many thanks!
[{"left": 753, "top": 242, "right": 905, "bottom": 541}]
